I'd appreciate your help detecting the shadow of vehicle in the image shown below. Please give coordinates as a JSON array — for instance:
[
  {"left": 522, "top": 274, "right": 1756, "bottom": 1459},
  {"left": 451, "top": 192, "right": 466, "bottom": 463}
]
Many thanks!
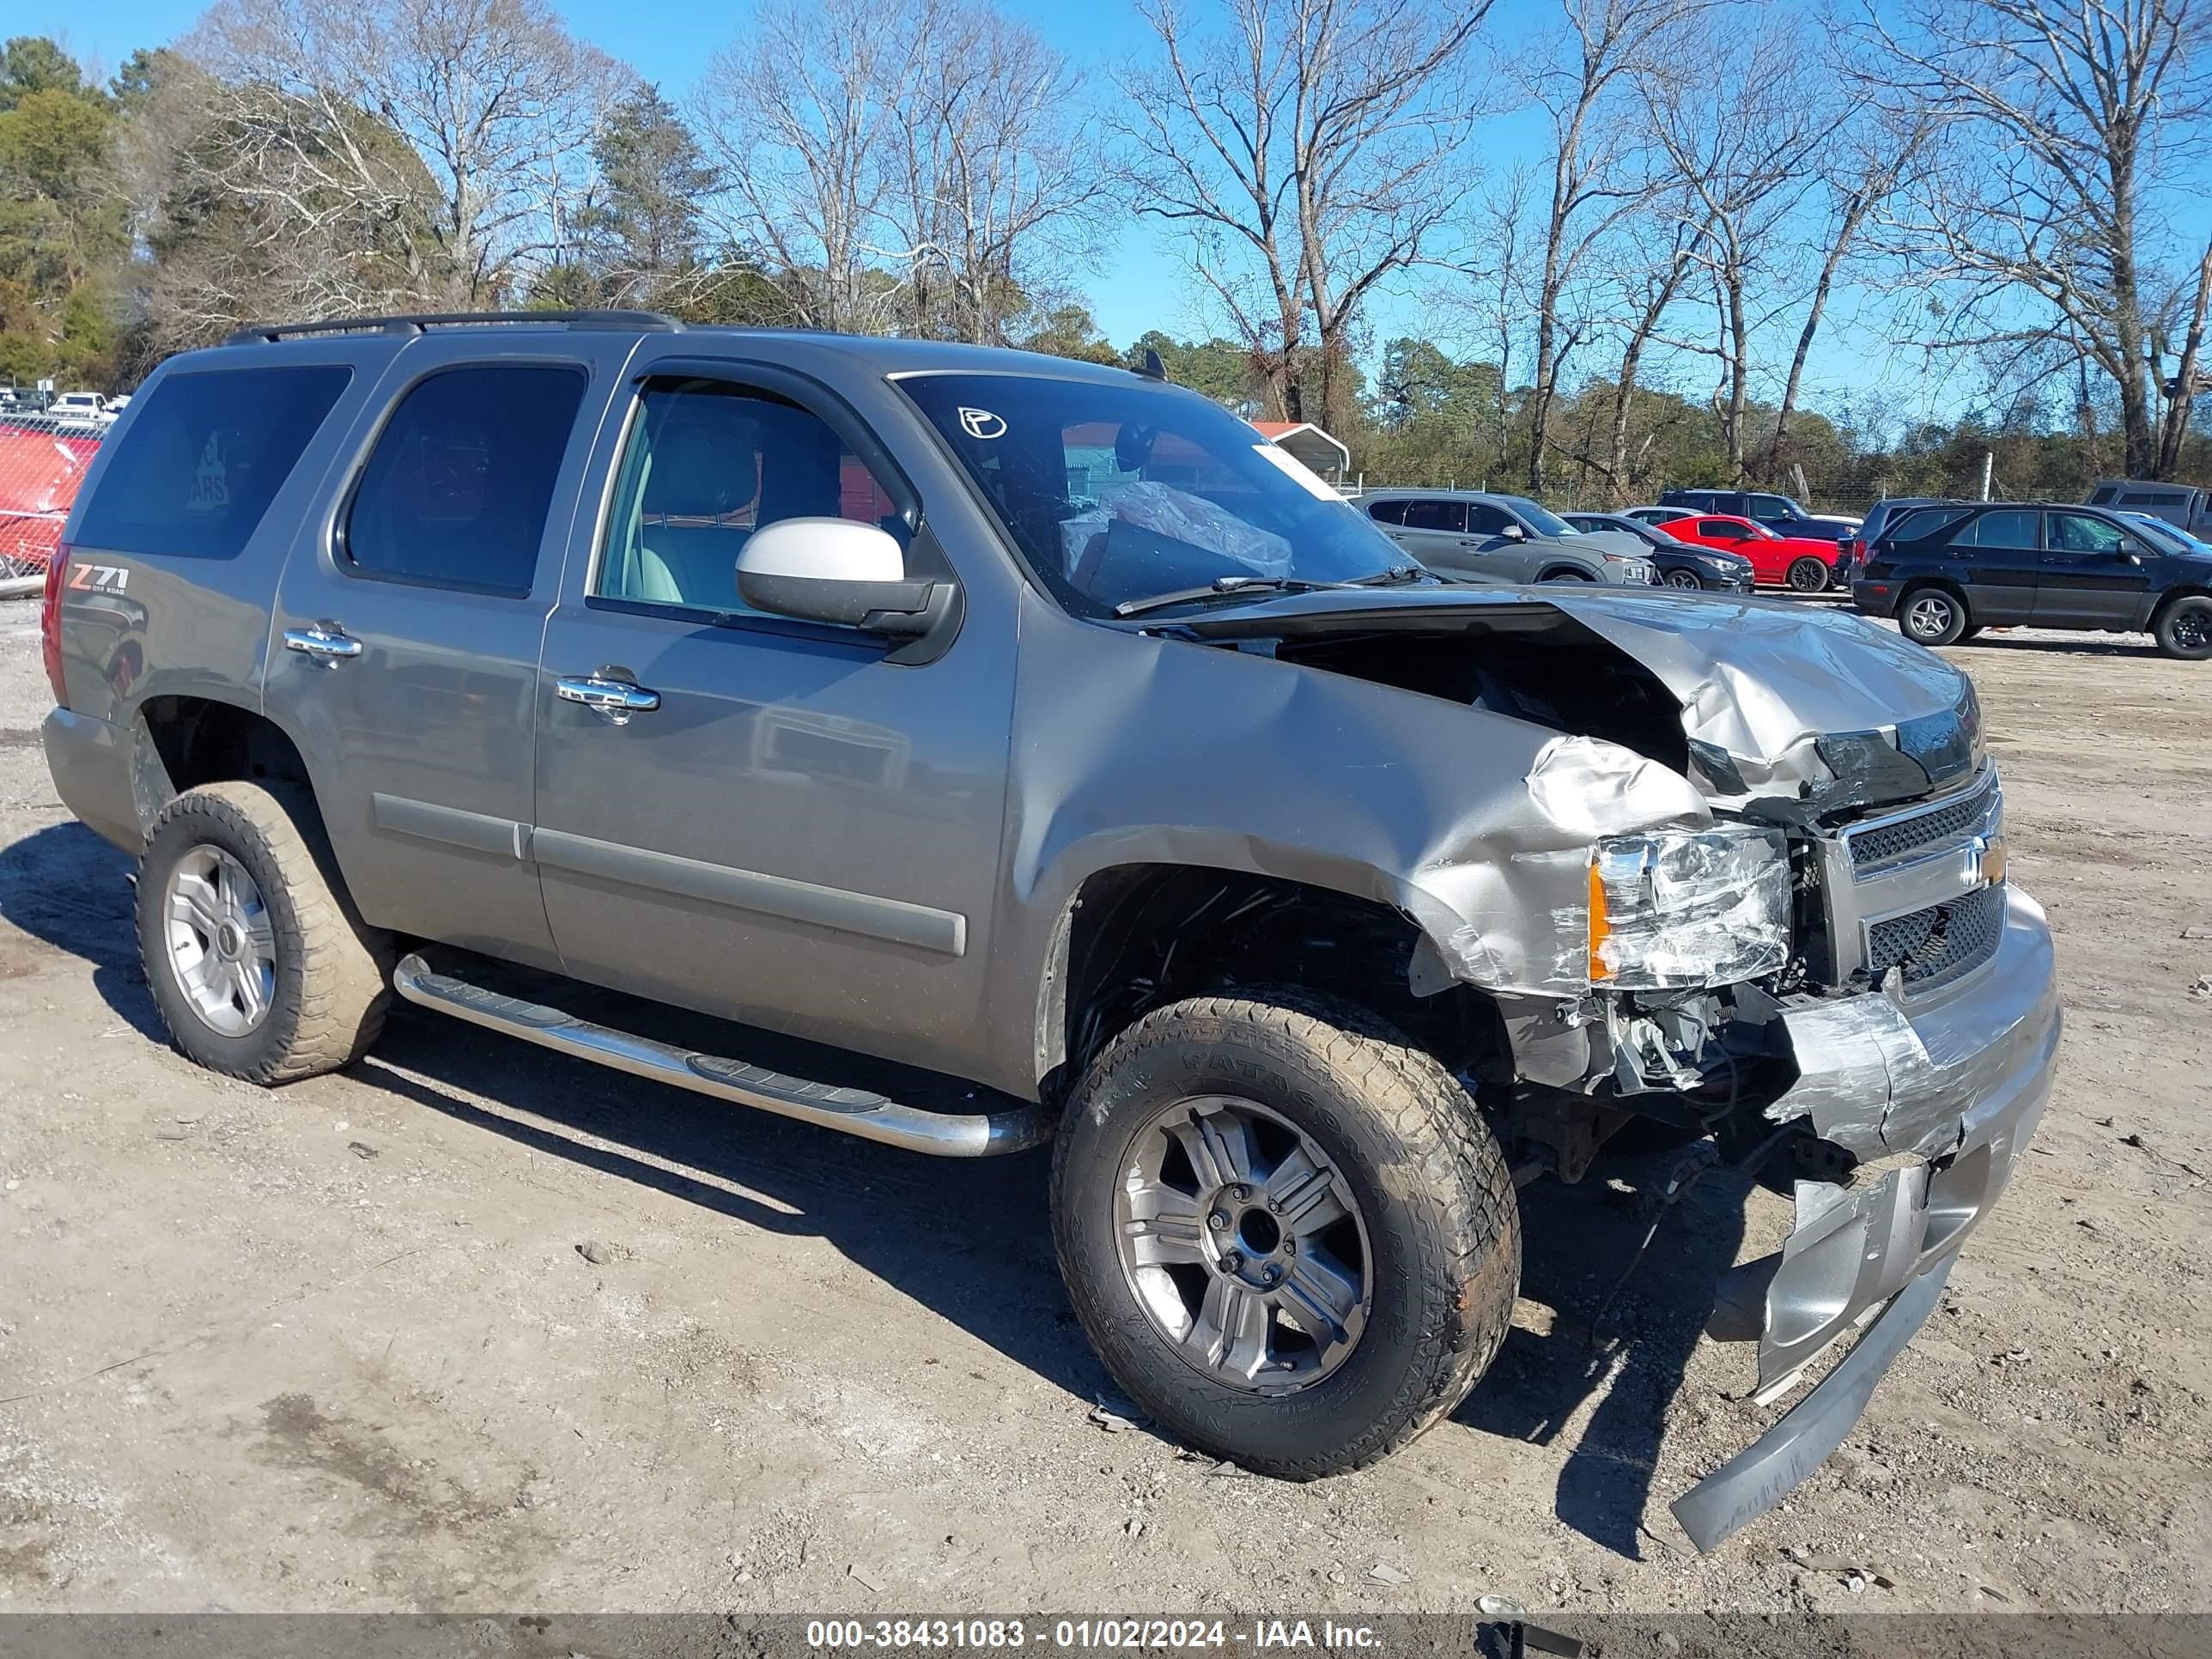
[
  {"left": 3, "top": 817, "right": 1752, "bottom": 1549},
  {"left": 1455, "top": 1149, "right": 1750, "bottom": 1560}
]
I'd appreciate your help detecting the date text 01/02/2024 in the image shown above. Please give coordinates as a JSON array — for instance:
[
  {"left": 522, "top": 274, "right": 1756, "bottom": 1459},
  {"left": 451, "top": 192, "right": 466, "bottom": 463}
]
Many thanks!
[{"left": 804, "top": 1620, "right": 1385, "bottom": 1650}]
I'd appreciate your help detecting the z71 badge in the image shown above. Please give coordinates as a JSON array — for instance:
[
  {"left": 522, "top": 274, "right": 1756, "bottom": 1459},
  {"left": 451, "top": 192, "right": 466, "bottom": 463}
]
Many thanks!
[{"left": 69, "top": 562, "right": 129, "bottom": 592}]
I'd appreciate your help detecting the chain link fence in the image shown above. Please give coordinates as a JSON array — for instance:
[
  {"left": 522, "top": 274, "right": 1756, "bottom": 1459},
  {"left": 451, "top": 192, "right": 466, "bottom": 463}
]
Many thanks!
[{"left": 0, "top": 410, "right": 106, "bottom": 593}]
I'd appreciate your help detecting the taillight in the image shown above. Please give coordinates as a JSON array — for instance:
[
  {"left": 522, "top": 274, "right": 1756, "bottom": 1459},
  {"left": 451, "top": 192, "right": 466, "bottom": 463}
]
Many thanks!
[{"left": 41, "top": 542, "right": 70, "bottom": 707}]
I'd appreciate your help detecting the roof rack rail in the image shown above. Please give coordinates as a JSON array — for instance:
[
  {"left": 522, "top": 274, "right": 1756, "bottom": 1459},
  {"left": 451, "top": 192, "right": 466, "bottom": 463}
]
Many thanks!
[{"left": 224, "top": 310, "right": 683, "bottom": 346}]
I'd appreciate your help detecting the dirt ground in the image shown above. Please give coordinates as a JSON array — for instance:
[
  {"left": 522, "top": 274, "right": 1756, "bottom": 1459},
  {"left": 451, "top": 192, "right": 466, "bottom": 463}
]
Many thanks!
[{"left": 1, "top": 599, "right": 2207, "bottom": 1620}]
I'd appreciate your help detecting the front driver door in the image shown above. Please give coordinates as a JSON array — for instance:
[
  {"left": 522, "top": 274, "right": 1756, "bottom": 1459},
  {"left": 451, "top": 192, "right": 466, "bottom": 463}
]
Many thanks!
[
  {"left": 2036, "top": 510, "right": 2154, "bottom": 628},
  {"left": 528, "top": 364, "right": 1012, "bottom": 1078}
]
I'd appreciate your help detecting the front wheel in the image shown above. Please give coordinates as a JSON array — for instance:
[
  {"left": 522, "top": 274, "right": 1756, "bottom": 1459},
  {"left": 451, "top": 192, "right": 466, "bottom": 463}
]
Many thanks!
[
  {"left": 1052, "top": 992, "right": 1520, "bottom": 1479},
  {"left": 1538, "top": 568, "right": 1595, "bottom": 583},
  {"left": 1899, "top": 585, "right": 1969, "bottom": 647},
  {"left": 1662, "top": 568, "right": 1705, "bottom": 590},
  {"left": 2154, "top": 595, "right": 2212, "bottom": 660},
  {"left": 1786, "top": 556, "right": 1832, "bottom": 592}
]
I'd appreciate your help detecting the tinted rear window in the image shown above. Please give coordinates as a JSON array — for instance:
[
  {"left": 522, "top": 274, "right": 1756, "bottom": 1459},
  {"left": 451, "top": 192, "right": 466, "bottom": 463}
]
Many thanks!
[
  {"left": 343, "top": 364, "right": 587, "bottom": 595},
  {"left": 1887, "top": 505, "right": 1971, "bottom": 542},
  {"left": 71, "top": 365, "right": 353, "bottom": 560}
]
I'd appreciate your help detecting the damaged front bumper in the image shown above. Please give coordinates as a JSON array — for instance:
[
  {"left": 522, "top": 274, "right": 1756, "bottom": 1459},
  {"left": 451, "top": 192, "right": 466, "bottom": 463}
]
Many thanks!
[{"left": 1670, "top": 884, "right": 2059, "bottom": 1553}]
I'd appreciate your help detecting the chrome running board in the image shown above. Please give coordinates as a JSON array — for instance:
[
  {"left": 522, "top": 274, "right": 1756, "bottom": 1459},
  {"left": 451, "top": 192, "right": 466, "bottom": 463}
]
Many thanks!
[{"left": 391, "top": 953, "right": 1053, "bottom": 1157}]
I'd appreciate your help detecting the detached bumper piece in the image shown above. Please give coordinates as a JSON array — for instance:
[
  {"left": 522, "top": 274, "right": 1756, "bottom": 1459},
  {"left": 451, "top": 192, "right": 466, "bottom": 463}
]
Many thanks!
[
  {"left": 1672, "top": 885, "right": 2060, "bottom": 1553},
  {"left": 1672, "top": 1258, "right": 1953, "bottom": 1554}
]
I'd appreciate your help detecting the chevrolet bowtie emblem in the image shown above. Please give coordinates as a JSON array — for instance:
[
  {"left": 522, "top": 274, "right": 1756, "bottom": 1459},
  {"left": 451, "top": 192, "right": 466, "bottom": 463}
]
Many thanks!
[{"left": 1971, "top": 830, "right": 2008, "bottom": 888}]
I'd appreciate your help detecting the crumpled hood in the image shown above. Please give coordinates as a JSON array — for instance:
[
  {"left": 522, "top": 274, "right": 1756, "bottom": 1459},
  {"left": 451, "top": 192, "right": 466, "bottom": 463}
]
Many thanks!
[{"left": 1176, "top": 585, "right": 1982, "bottom": 818}]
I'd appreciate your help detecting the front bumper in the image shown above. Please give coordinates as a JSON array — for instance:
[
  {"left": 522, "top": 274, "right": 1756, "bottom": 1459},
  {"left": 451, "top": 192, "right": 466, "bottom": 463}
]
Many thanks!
[{"left": 1670, "top": 884, "right": 2059, "bottom": 1552}]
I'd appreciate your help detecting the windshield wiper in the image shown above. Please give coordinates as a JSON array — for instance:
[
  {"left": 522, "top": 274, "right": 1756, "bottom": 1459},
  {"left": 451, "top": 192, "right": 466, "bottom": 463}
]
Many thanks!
[
  {"left": 1343, "top": 564, "right": 1430, "bottom": 586},
  {"left": 1113, "top": 575, "right": 1345, "bottom": 617}
]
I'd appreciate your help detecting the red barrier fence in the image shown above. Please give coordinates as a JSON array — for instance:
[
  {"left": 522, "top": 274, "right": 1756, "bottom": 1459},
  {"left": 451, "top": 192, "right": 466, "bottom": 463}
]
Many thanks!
[{"left": 0, "top": 412, "right": 106, "bottom": 581}]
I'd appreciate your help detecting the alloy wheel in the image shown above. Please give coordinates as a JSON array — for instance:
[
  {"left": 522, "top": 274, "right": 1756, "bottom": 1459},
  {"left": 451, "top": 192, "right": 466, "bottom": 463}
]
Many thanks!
[
  {"left": 1905, "top": 593, "right": 1954, "bottom": 641},
  {"left": 1114, "top": 1096, "right": 1372, "bottom": 1395},
  {"left": 1663, "top": 568, "right": 1704, "bottom": 589},
  {"left": 163, "top": 845, "right": 277, "bottom": 1036}
]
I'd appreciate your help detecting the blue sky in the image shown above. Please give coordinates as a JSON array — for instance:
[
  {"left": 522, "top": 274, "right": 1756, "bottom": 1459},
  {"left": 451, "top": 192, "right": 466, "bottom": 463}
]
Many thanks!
[{"left": 33, "top": 0, "right": 1955, "bottom": 429}]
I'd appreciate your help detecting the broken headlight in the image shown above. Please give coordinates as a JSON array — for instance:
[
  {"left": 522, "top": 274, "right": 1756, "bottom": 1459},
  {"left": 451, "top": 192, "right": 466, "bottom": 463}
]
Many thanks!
[{"left": 1589, "top": 824, "right": 1790, "bottom": 990}]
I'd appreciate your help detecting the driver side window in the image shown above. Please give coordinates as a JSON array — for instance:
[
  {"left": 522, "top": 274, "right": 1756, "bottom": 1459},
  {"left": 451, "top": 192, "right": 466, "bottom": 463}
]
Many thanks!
[{"left": 596, "top": 378, "right": 902, "bottom": 619}]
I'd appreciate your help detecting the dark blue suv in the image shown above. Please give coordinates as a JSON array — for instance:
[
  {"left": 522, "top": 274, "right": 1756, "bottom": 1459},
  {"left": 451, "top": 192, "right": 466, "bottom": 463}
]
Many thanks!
[{"left": 1853, "top": 500, "right": 2212, "bottom": 659}]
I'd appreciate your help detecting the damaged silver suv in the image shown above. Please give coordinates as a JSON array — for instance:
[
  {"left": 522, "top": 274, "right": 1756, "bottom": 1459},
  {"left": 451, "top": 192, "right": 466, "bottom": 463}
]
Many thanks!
[{"left": 41, "top": 314, "right": 2057, "bottom": 1553}]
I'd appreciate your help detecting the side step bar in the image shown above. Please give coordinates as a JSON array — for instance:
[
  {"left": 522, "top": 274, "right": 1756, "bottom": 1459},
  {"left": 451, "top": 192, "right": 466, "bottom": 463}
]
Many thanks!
[{"left": 391, "top": 953, "right": 1054, "bottom": 1157}]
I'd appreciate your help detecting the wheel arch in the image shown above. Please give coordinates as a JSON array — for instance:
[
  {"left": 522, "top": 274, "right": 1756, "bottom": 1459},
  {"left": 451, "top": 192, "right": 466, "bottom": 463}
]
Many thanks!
[
  {"left": 1894, "top": 574, "right": 1969, "bottom": 624},
  {"left": 131, "top": 693, "right": 319, "bottom": 839},
  {"left": 1030, "top": 861, "right": 1511, "bottom": 1102},
  {"left": 2147, "top": 584, "right": 2212, "bottom": 633}
]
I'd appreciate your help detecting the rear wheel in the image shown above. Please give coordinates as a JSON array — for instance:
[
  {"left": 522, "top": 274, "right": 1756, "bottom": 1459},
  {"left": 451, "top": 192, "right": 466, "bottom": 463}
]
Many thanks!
[
  {"left": 1786, "top": 556, "right": 1832, "bottom": 592},
  {"left": 137, "top": 781, "right": 393, "bottom": 1084},
  {"left": 1052, "top": 991, "right": 1519, "bottom": 1478},
  {"left": 2154, "top": 595, "right": 2212, "bottom": 661},
  {"left": 1899, "top": 585, "right": 1968, "bottom": 647}
]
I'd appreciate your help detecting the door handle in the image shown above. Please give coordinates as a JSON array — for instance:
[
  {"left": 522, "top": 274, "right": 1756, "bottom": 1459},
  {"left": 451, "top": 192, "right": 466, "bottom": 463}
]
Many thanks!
[
  {"left": 556, "top": 675, "right": 660, "bottom": 722},
  {"left": 283, "top": 623, "right": 362, "bottom": 663}
]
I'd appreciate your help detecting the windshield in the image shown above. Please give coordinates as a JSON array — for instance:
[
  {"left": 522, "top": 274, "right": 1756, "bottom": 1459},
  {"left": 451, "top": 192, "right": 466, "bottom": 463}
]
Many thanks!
[
  {"left": 1498, "top": 495, "right": 1577, "bottom": 538},
  {"left": 2131, "top": 514, "right": 2212, "bottom": 556},
  {"left": 896, "top": 373, "right": 1400, "bottom": 616}
]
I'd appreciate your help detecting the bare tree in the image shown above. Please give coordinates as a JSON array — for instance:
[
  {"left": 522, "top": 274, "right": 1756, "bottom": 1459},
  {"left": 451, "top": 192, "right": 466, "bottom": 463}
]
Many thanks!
[
  {"left": 1851, "top": 0, "right": 2212, "bottom": 477},
  {"left": 1643, "top": 15, "right": 1829, "bottom": 477},
  {"left": 1120, "top": 0, "right": 1493, "bottom": 429},
  {"left": 1507, "top": 0, "right": 1702, "bottom": 491},
  {"left": 693, "top": 0, "right": 921, "bottom": 332},
  {"left": 1764, "top": 103, "right": 1931, "bottom": 471},
  {"left": 1595, "top": 198, "right": 1713, "bottom": 497},
  {"left": 884, "top": 3, "right": 1112, "bottom": 343},
  {"left": 117, "top": 50, "right": 451, "bottom": 345},
  {"left": 189, "top": 0, "right": 627, "bottom": 304}
]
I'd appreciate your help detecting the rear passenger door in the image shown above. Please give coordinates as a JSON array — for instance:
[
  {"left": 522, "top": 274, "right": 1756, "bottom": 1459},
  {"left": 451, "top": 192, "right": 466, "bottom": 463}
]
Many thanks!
[
  {"left": 2036, "top": 511, "right": 2153, "bottom": 629},
  {"left": 265, "top": 343, "right": 631, "bottom": 963},
  {"left": 1390, "top": 497, "right": 1472, "bottom": 572},
  {"left": 1941, "top": 507, "right": 2042, "bottom": 623}
]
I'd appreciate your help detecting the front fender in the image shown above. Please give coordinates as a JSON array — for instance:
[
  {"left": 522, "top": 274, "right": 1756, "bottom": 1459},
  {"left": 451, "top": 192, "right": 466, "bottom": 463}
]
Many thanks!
[{"left": 979, "top": 595, "right": 1712, "bottom": 1095}]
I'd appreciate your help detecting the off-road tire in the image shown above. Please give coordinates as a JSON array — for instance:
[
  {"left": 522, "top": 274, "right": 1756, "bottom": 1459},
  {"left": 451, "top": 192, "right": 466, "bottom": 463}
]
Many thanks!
[
  {"left": 2153, "top": 595, "right": 2212, "bottom": 661},
  {"left": 1052, "top": 990, "right": 1520, "bottom": 1479},
  {"left": 1785, "top": 556, "right": 1831, "bottom": 592},
  {"left": 137, "top": 781, "right": 392, "bottom": 1084},
  {"left": 1899, "top": 583, "right": 1968, "bottom": 647}
]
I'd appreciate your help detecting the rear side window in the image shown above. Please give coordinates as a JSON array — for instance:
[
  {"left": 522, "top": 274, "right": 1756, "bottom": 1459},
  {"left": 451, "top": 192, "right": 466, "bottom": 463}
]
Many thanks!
[
  {"left": 1887, "top": 505, "right": 1971, "bottom": 542},
  {"left": 343, "top": 364, "right": 587, "bottom": 595},
  {"left": 1401, "top": 499, "right": 1466, "bottom": 532},
  {"left": 71, "top": 365, "right": 352, "bottom": 560},
  {"left": 1951, "top": 509, "right": 2039, "bottom": 550}
]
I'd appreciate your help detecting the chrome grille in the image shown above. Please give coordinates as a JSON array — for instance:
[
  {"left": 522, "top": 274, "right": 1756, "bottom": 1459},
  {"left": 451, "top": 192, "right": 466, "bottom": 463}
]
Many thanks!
[
  {"left": 1866, "top": 883, "right": 2006, "bottom": 992},
  {"left": 1846, "top": 773, "right": 1998, "bottom": 869}
]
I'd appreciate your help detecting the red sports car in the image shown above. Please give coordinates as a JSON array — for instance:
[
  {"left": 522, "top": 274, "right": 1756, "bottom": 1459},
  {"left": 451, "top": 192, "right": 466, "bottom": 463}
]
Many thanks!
[{"left": 1662, "top": 513, "right": 1843, "bottom": 592}]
